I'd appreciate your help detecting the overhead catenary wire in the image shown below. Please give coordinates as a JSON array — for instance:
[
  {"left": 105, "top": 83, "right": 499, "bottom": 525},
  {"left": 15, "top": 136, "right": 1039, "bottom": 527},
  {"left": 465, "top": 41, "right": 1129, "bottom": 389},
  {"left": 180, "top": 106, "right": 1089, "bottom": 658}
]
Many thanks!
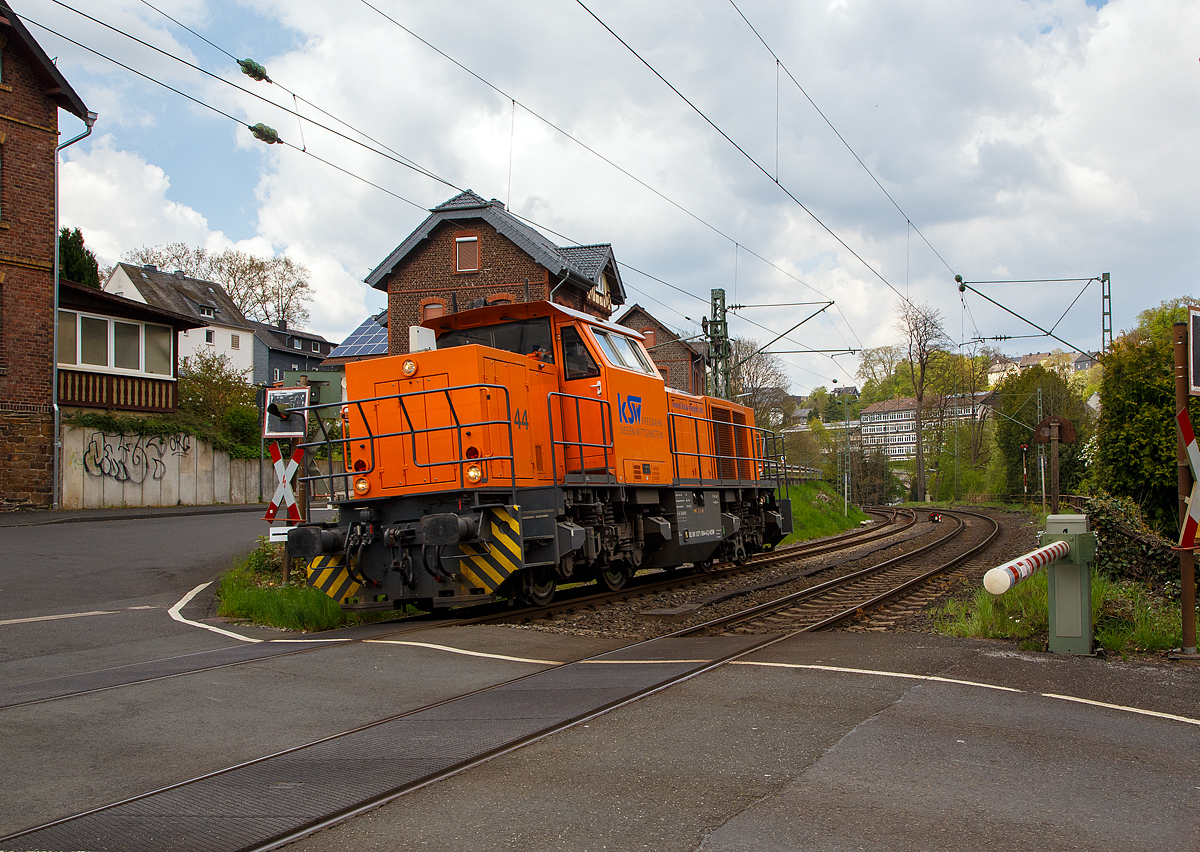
[
  {"left": 725, "top": 0, "right": 958, "bottom": 280},
  {"left": 573, "top": 0, "right": 911, "bottom": 304},
  {"left": 38, "top": 2, "right": 862, "bottom": 389},
  {"left": 352, "top": 0, "right": 867, "bottom": 348},
  {"left": 49, "top": 0, "right": 458, "bottom": 190}
]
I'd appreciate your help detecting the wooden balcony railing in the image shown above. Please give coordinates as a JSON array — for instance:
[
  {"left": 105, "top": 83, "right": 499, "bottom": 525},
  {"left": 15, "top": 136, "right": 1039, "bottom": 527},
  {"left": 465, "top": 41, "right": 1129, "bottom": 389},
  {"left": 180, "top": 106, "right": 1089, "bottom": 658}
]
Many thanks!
[{"left": 58, "top": 368, "right": 177, "bottom": 413}]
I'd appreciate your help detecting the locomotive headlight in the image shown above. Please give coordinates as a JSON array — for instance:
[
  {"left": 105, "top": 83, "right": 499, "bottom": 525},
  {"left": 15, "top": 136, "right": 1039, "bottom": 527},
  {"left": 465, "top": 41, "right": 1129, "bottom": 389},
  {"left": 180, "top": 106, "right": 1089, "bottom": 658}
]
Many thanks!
[
  {"left": 465, "top": 464, "right": 483, "bottom": 484},
  {"left": 401, "top": 359, "right": 418, "bottom": 377},
  {"left": 353, "top": 476, "right": 371, "bottom": 495}
]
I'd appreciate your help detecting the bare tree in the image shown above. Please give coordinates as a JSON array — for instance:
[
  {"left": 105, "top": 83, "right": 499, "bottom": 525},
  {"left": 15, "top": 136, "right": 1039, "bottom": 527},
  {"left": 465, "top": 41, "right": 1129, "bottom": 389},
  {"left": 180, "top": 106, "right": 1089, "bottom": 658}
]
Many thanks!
[
  {"left": 123, "top": 243, "right": 313, "bottom": 327},
  {"left": 897, "top": 300, "right": 949, "bottom": 501},
  {"left": 857, "top": 344, "right": 903, "bottom": 387},
  {"left": 730, "top": 337, "right": 793, "bottom": 428}
]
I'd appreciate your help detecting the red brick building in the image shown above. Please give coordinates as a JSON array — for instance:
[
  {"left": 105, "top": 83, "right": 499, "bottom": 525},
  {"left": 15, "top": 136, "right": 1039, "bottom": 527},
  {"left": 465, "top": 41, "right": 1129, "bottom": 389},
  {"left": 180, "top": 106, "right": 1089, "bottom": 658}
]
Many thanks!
[
  {"left": 366, "top": 190, "right": 626, "bottom": 355},
  {"left": 615, "top": 304, "right": 707, "bottom": 395},
  {"left": 0, "top": 4, "right": 90, "bottom": 508}
]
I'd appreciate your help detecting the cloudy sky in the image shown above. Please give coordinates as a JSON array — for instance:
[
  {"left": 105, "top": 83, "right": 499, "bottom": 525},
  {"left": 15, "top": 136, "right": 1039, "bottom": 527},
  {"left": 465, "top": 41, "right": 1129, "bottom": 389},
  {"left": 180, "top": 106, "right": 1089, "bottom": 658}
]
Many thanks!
[{"left": 20, "top": 0, "right": 1200, "bottom": 393}]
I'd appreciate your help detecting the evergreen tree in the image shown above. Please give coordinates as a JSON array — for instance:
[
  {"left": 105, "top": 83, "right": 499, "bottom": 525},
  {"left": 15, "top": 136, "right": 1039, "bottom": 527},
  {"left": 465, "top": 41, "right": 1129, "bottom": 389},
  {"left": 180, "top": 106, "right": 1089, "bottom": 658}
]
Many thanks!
[{"left": 59, "top": 227, "right": 100, "bottom": 288}]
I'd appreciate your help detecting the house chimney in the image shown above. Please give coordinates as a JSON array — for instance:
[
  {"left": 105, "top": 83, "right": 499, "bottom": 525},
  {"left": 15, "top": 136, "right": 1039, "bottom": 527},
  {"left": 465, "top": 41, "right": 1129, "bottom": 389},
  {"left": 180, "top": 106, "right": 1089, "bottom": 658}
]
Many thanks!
[
  {"left": 143, "top": 264, "right": 157, "bottom": 272},
  {"left": 174, "top": 269, "right": 184, "bottom": 276},
  {"left": 277, "top": 318, "right": 287, "bottom": 330}
]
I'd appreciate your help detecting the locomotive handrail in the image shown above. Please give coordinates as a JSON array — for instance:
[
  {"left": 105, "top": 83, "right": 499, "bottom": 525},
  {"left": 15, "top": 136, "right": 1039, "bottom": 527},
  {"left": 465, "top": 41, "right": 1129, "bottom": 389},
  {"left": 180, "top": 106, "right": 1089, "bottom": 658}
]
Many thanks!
[
  {"left": 546, "top": 391, "right": 615, "bottom": 486},
  {"left": 666, "top": 409, "right": 783, "bottom": 491},
  {"left": 288, "top": 382, "right": 518, "bottom": 505}
]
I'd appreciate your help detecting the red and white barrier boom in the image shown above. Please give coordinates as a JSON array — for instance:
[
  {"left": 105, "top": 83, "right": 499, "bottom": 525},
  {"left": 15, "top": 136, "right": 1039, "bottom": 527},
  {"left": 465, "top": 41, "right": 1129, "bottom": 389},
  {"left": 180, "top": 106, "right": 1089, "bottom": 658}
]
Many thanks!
[{"left": 983, "top": 539, "right": 1071, "bottom": 595}]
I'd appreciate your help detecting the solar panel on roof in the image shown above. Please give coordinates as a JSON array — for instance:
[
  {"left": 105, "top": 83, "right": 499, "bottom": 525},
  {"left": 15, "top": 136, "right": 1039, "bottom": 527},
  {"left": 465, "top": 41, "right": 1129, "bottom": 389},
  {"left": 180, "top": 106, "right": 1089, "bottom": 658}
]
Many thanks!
[{"left": 329, "top": 314, "right": 388, "bottom": 358}]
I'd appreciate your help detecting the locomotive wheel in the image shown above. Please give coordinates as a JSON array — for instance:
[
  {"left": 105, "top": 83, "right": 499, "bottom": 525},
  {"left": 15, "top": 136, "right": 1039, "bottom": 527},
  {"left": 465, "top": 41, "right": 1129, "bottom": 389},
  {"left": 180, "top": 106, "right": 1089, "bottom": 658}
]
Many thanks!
[
  {"left": 595, "top": 564, "right": 627, "bottom": 592},
  {"left": 694, "top": 558, "right": 717, "bottom": 573},
  {"left": 519, "top": 568, "right": 557, "bottom": 606}
]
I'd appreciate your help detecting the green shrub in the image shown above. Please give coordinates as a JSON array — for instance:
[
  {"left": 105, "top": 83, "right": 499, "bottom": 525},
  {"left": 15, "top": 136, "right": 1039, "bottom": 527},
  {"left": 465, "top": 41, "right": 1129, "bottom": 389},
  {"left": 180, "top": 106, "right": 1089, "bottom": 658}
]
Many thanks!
[{"left": 1084, "top": 492, "right": 1177, "bottom": 587}]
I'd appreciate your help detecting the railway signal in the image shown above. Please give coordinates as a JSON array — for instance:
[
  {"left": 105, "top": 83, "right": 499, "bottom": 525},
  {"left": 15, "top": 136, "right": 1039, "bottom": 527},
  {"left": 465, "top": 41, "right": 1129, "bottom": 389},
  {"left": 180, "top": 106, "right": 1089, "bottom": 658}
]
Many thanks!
[{"left": 265, "top": 441, "right": 305, "bottom": 523}]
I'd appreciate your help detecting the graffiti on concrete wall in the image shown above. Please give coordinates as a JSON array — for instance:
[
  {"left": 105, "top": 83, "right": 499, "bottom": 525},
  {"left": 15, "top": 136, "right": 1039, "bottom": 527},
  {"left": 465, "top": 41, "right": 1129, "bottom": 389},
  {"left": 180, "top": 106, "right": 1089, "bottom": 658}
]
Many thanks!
[{"left": 83, "top": 431, "right": 191, "bottom": 484}]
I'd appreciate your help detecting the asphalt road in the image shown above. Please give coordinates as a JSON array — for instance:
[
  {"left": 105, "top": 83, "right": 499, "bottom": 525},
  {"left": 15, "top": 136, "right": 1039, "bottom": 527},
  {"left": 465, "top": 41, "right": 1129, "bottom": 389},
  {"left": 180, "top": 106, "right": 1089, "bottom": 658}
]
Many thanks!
[{"left": 0, "top": 510, "right": 270, "bottom": 674}]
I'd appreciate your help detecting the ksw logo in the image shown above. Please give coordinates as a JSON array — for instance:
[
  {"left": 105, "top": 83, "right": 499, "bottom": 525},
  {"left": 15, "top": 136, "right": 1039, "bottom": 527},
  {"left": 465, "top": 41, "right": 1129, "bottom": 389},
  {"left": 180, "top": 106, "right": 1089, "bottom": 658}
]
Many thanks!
[{"left": 618, "top": 394, "right": 642, "bottom": 425}]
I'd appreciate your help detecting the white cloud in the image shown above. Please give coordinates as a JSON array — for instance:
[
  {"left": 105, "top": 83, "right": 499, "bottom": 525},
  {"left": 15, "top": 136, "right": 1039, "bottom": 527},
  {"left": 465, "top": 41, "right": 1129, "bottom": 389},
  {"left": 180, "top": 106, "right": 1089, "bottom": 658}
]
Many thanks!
[{"left": 40, "top": 0, "right": 1200, "bottom": 391}]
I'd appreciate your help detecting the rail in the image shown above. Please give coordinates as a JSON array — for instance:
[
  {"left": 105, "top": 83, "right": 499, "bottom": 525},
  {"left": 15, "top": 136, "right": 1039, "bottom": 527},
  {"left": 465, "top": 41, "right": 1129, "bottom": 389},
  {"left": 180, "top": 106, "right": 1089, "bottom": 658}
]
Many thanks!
[{"left": 293, "top": 382, "right": 518, "bottom": 506}]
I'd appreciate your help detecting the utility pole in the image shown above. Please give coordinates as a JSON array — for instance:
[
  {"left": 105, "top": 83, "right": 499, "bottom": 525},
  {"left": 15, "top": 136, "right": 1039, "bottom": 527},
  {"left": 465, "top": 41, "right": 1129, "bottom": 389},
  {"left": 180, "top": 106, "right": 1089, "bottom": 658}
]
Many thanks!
[
  {"left": 1101, "top": 272, "right": 1112, "bottom": 354},
  {"left": 1037, "top": 387, "right": 1046, "bottom": 513}
]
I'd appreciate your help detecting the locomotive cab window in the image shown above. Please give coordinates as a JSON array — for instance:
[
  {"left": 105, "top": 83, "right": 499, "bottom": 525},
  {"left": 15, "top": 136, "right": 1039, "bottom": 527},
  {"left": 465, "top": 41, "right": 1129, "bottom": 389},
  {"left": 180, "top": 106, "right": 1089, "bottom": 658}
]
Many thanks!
[
  {"left": 561, "top": 325, "right": 600, "bottom": 380},
  {"left": 592, "top": 329, "right": 655, "bottom": 375},
  {"left": 437, "top": 317, "right": 554, "bottom": 362}
]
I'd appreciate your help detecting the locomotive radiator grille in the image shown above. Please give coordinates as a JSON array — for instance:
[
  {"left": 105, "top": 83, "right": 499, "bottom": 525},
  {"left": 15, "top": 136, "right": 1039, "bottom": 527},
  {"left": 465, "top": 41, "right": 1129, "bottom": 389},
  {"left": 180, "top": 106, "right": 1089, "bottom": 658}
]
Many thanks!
[
  {"left": 306, "top": 554, "right": 363, "bottom": 604},
  {"left": 459, "top": 506, "right": 523, "bottom": 593}
]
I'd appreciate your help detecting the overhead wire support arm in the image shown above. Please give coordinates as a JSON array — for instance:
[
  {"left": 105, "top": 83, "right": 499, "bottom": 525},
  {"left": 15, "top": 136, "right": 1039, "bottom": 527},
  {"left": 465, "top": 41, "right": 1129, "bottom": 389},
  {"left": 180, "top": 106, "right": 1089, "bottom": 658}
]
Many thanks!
[
  {"left": 955, "top": 276, "right": 1092, "bottom": 358},
  {"left": 731, "top": 302, "right": 834, "bottom": 372}
]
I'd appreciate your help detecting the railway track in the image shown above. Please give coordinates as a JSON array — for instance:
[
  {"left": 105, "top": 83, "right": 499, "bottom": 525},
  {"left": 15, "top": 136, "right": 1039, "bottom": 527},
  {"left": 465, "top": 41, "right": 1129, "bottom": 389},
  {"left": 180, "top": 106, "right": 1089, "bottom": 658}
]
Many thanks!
[
  {"left": 679, "top": 509, "right": 1000, "bottom": 637},
  {"left": 0, "top": 508, "right": 924, "bottom": 710},
  {"left": 2, "top": 508, "right": 1019, "bottom": 852}
]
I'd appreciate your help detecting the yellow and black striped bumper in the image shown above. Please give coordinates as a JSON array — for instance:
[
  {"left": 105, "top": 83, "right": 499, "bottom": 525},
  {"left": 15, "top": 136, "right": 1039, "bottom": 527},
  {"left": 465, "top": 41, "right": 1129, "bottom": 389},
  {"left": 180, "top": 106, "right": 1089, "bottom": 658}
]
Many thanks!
[
  {"left": 306, "top": 554, "right": 363, "bottom": 605},
  {"left": 458, "top": 505, "right": 524, "bottom": 593}
]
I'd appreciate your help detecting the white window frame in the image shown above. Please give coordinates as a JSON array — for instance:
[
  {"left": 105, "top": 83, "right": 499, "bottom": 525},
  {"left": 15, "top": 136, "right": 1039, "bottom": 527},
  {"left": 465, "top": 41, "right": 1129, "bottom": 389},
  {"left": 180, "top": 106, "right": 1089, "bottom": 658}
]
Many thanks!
[
  {"left": 311, "top": 341, "right": 320, "bottom": 353},
  {"left": 56, "top": 310, "right": 176, "bottom": 379},
  {"left": 205, "top": 329, "right": 215, "bottom": 345},
  {"left": 455, "top": 235, "right": 480, "bottom": 272},
  {"left": 199, "top": 305, "right": 215, "bottom": 318},
  {"left": 292, "top": 338, "right": 302, "bottom": 350}
]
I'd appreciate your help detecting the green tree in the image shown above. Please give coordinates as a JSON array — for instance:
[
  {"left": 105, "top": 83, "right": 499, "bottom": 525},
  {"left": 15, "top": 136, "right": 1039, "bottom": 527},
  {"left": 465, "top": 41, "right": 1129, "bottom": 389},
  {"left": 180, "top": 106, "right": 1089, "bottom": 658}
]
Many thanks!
[
  {"left": 1097, "top": 296, "right": 1200, "bottom": 534},
  {"left": 178, "top": 349, "right": 256, "bottom": 422},
  {"left": 59, "top": 227, "right": 100, "bottom": 288},
  {"left": 993, "top": 366, "right": 1092, "bottom": 500}
]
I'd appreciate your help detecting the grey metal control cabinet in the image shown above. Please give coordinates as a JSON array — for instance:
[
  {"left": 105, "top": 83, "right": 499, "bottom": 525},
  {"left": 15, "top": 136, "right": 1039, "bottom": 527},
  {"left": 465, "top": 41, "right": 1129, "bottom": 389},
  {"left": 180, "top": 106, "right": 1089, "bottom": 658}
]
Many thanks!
[{"left": 1040, "top": 514, "right": 1098, "bottom": 655}]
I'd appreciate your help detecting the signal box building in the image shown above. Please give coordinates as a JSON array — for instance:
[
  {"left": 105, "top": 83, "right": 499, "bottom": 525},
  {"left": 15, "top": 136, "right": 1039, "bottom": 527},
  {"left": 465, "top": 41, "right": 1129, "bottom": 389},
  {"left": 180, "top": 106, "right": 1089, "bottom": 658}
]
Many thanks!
[
  {"left": 366, "top": 190, "right": 627, "bottom": 355},
  {"left": 0, "top": 4, "right": 90, "bottom": 508}
]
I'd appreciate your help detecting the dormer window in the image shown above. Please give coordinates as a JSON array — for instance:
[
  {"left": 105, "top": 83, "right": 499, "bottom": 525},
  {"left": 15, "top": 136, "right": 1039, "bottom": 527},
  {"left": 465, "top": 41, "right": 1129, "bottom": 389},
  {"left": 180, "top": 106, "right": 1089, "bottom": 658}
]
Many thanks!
[
  {"left": 455, "top": 234, "right": 479, "bottom": 272},
  {"left": 199, "top": 305, "right": 215, "bottom": 318}
]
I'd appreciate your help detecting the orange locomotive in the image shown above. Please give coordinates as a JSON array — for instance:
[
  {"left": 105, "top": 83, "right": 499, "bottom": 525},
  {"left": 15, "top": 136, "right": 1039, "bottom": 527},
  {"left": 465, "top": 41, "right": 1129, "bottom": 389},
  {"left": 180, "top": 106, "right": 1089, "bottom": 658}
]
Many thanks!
[{"left": 289, "top": 300, "right": 792, "bottom": 609}]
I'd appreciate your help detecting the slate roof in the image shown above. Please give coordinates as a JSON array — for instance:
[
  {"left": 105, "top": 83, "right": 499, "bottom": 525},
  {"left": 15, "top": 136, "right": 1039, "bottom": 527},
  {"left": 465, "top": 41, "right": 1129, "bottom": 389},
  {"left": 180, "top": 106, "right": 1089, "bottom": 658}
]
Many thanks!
[
  {"left": 112, "top": 263, "right": 254, "bottom": 330},
  {"left": 248, "top": 320, "right": 331, "bottom": 354},
  {"left": 326, "top": 311, "right": 388, "bottom": 360},
  {"left": 365, "top": 190, "right": 626, "bottom": 304},
  {"left": 0, "top": 2, "right": 89, "bottom": 120}
]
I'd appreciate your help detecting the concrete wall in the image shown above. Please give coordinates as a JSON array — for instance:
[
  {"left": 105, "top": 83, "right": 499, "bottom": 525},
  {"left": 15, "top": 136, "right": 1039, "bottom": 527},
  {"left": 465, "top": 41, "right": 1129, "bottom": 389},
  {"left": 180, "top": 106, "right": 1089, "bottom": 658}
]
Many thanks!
[{"left": 60, "top": 425, "right": 273, "bottom": 510}]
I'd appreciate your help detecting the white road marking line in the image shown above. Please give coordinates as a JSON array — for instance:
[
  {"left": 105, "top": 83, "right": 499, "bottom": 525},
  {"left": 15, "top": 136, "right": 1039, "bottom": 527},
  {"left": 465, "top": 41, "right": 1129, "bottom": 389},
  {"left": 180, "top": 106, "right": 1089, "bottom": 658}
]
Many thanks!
[
  {"left": 270, "top": 638, "right": 352, "bottom": 643},
  {"left": 1042, "top": 692, "right": 1200, "bottom": 727},
  {"left": 581, "top": 659, "right": 712, "bottom": 664},
  {"left": 734, "top": 661, "right": 1200, "bottom": 727},
  {"left": 732, "top": 661, "right": 1023, "bottom": 692},
  {"left": 366, "top": 639, "right": 560, "bottom": 665},
  {"left": 169, "top": 582, "right": 261, "bottom": 643},
  {"left": 0, "top": 610, "right": 117, "bottom": 626}
]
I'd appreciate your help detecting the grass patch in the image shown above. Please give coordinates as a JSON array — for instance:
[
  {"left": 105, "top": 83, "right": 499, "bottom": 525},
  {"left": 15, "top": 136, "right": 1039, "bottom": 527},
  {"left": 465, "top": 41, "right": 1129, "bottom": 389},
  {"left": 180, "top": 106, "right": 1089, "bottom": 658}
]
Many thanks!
[
  {"left": 779, "top": 481, "right": 871, "bottom": 546},
  {"left": 932, "top": 570, "right": 1187, "bottom": 656},
  {"left": 216, "top": 538, "right": 396, "bottom": 632}
]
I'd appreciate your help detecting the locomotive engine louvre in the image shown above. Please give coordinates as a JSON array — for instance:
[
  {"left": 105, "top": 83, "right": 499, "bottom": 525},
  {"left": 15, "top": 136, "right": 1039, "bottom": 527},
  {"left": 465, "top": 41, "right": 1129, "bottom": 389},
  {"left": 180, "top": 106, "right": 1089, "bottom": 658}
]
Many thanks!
[{"left": 289, "top": 300, "right": 792, "bottom": 610}]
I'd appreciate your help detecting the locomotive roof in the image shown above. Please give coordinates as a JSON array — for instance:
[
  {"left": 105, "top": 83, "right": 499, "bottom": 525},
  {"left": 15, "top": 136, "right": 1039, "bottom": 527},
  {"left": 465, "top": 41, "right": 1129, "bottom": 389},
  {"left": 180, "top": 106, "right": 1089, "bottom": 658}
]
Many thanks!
[{"left": 423, "top": 300, "right": 645, "bottom": 341}]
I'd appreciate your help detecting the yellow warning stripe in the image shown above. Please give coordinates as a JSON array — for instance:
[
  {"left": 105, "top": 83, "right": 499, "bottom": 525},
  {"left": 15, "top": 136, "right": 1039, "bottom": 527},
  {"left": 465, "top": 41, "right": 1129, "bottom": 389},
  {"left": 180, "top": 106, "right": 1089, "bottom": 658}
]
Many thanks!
[
  {"left": 490, "top": 519, "right": 523, "bottom": 561},
  {"left": 493, "top": 507, "right": 520, "bottom": 535},
  {"left": 460, "top": 564, "right": 494, "bottom": 592},
  {"left": 459, "top": 543, "right": 506, "bottom": 588},
  {"left": 305, "top": 554, "right": 363, "bottom": 604}
]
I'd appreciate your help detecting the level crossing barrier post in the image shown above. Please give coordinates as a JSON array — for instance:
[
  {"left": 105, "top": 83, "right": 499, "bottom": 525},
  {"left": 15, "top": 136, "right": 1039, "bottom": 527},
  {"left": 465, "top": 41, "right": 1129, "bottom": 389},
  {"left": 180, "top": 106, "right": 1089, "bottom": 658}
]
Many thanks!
[{"left": 983, "top": 514, "right": 1097, "bottom": 655}]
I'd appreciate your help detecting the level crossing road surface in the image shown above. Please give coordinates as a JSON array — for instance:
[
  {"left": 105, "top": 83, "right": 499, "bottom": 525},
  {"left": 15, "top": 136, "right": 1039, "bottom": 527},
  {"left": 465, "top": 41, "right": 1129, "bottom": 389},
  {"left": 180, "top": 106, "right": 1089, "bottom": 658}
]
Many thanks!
[
  {"left": 2, "top": 616, "right": 1198, "bottom": 851},
  {"left": 0, "top": 508, "right": 271, "bottom": 677}
]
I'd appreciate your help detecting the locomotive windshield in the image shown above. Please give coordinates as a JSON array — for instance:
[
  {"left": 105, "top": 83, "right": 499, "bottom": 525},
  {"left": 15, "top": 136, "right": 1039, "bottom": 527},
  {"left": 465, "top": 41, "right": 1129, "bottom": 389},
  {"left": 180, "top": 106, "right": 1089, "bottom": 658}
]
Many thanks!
[{"left": 437, "top": 317, "right": 555, "bottom": 362}]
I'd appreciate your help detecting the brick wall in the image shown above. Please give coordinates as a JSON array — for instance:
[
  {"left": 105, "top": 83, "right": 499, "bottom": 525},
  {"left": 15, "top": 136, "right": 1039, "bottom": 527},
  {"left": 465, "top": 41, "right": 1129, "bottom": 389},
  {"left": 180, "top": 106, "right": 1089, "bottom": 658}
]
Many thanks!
[
  {"left": 0, "top": 29, "right": 66, "bottom": 507},
  {"left": 384, "top": 219, "right": 605, "bottom": 355}
]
